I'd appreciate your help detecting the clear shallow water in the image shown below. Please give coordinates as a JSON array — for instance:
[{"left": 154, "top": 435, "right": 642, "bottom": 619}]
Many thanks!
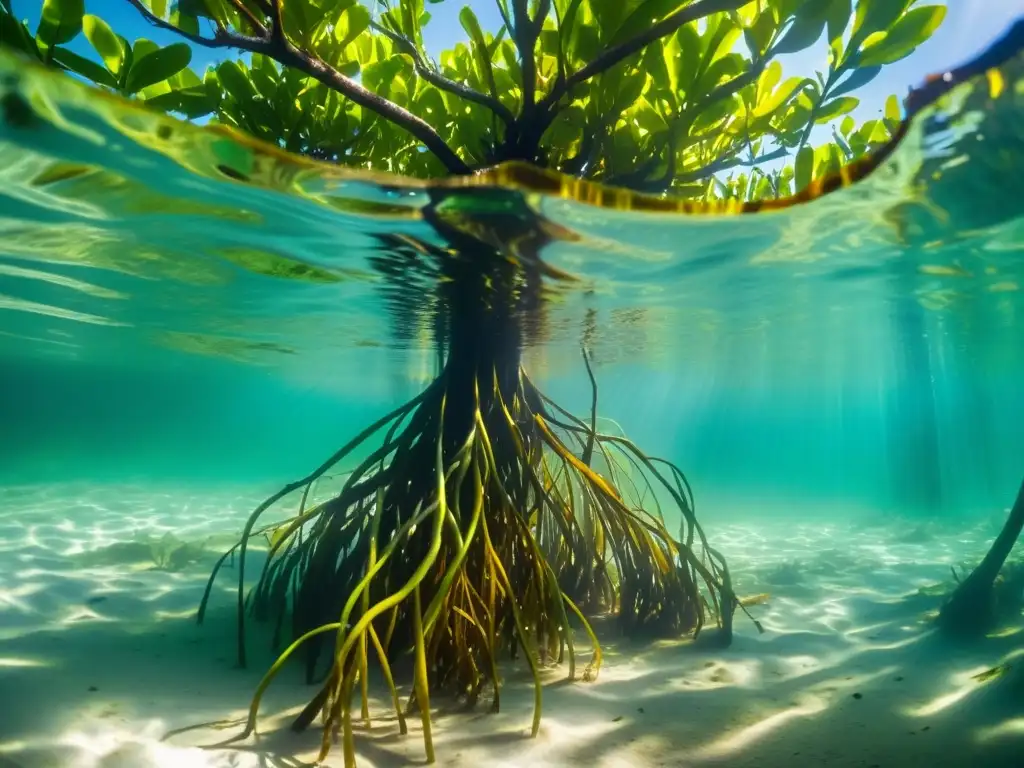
[
  {"left": 0, "top": 22, "right": 1023, "bottom": 768},
  {"left": 0, "top": 36, "right": 1021, "bottom": 515},
  {"left": 0, "top": 481, "right": 1021, "bottom": 768}
]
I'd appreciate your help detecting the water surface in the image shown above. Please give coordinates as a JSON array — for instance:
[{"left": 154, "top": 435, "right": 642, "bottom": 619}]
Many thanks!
[{"left": 0, "top": 34, "right": 1021, "bottom": 513}]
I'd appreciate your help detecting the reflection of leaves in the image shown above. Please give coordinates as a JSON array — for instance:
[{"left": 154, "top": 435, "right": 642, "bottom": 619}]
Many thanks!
[
  {"left": 972, "top": 664, "right": 1010, "bottom": 683},
  {"left": 212, "top": 246, "right": 344, "bottom": 283},
  {"left": 28, "top": 162, "right": 263, "bottom": 223},
  {"left": 919, "top": 264, "right": 971, "bottom": 278},
  {"left": 157, "top": 331, "right": 297, "bottom": 363}
]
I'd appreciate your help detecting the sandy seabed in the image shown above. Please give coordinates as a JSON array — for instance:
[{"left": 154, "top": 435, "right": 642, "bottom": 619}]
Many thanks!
[{"left": 0, "top": 483, "right": 1021, "bottom": 768}]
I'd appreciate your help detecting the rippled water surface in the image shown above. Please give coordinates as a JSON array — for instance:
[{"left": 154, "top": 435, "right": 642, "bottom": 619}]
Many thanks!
[{"left": 0, "top": 34, "right": 1022, "bottom": 506}]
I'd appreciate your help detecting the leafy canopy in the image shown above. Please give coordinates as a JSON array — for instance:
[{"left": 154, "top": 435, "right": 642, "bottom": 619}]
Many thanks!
[{"left": 1, "top": 0, "right": 946, "bottom": 202}]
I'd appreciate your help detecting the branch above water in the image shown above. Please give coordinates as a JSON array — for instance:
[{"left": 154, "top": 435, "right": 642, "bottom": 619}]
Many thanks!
[
  {"left": 370, "top": 20, "right": 515, "bottom": 127},
  {"left": 124, "top": 0, "right": 470, "bottom": 174},
  {"left": 538, "top": 0, "right": 750, "bottom": 111}
]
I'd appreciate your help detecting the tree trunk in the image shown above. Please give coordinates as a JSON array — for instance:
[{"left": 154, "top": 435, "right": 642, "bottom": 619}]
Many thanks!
[{"left": 938, "top": 479, "right": 1024, "bottom": 635}]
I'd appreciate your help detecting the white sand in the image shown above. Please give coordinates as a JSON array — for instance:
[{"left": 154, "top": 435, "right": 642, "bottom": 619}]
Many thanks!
[{"left": 0, "top": 484, "right": 1021, "bottom": 768}]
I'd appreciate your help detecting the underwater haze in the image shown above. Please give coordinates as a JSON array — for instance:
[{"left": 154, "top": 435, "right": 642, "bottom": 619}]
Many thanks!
[
  {"left": 1, "top": 16, "right": 1023, "bottom": 768},
  {"left": 2, "top": 52, "right": 1021, "bottom": 513}
]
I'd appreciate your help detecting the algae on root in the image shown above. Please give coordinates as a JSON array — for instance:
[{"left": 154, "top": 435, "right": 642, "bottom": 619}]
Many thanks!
[{"left": 196, "top": 199, "right": 737, "bottom": 767}]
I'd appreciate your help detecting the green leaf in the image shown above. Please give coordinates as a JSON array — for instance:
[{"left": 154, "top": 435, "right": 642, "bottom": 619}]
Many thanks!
[
  {"left": 744, "top": 9, "right": 777, "bottom": 58},
  {"left": 609, "top": 0, "right": 686, "bottom": 49},
  {"left": 119, "top": 38, "right": 135, "bottom": 88},
  {"left": 690, "top": 91, "right": 739, "bottom": 135},
  {"left": 398, "top": 0, "right": 423, "bottom": 46},
  {"left": 132, "top": 38, "right": 159, "bottom": 64},
  {"left": 458, "top": 5, "right": 484, "bottom": 42},
  {"left": 82, "top": 14, "right": 125, "bottom": 75},
  {"left": 816, "top": 142, "right": 844, "bottom": 177},
  {"left": 249, "top": 61, "right": 279, "bottom": 100},
  {"left": 772, "top": 0, "right": 830, "bottom": 55},
  {"left": 634, "top": 102, "right": 668, "bottom": 134},
  {"left": 830, "top": 64, "right": 881, "bottom": 97},
  {"left": 825, "top": 0, "right": 851, "bottom": 65},
  {"left": 1, "top": 11, "right": 40, "bottom": 58},
  {"left": 754, "top": 76, "right": 809, "bottom": 118},
  {"left": 884, "top": 94, "right": 901, "bottom": 122},
  {"left": 673, "top": 23, "right": 703, "bottom": 96},
  {"left": 608, "top": 68, "right": 647, "bottom": 114},
  {"left": 757, "top": 59, "right": 782, "bottom": 96},
  {"left": 362, "top": 56, "right": 405, "bottom": 99},
  {"left": 884, "top": 93, "right": 901, "bottom": 125},
  {"left": 36, "top": 0, "right": 84, "bottom": 48},
  {"left": 143, "top": 87, "right": 215, "bottom": 119},
  {"left": 217, "top": 60, "right": 257, "bottom": 103},
  {"left": 852, "top": 117, "right": 890, "bottom": 147},
  {"left": 826, "top": 0, "right": 851, "bottom": 43},
  {"left": 459, "top": 6, "right": 497, "bottom": 99},
  {"left": 840, "top": 114, "right": 855, "bottom": 136},
  {"left": 125, "top": 42, "right": 192, "bottom": 94},
  {"left": 641, "top": 38, "right": 670, "bottom": 92},
  {"left": 795, "top": 145, "right": 814, "bottom": 190},
  {"left": 781, "top": 103, "right": 812, "bottom": 134},
  {"left": 499, "top": 39, "right": 523, "bottom": 91},
  {"left": 51, "top": 46, "right": 118, "bottom": 87},
  {"left": 337, "top": 60, "right": 360, "bottom": 78},
  {"left": 336, "top": 4, "right": 370, "bottom": 49},
  {"left": 832, "top": 126, "right": 852, "bottom": 157},
  {"left": 851, "top": 0, "right": 911, "bottom": 45},
  {"left": 815, "top": 95, "right": 858, "bottom": 123},
  {"left": 857, "top": 5, "right": 946, "bottom": 67},
  {"left": 170, "top": 7, "right": 199, "bottom": 35}
]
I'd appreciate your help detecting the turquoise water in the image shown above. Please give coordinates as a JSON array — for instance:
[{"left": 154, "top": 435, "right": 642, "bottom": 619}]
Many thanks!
[
  {"left": 1, "top": 40, "right": 1021, "bottom": 516},
  {"left": 0, "top": 20, "right": 1023, "bottom": 768}
]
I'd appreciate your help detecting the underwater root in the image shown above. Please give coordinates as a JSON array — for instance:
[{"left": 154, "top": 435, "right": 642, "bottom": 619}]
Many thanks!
[
  {"left": 938, "top": 478, "right": 1024, "bottom": 636},
  {"left": 196, "top": 350, "right": 736, "bottom": 767}
]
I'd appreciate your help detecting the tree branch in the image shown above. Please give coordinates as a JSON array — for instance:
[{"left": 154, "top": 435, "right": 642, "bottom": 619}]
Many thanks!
[
  {"left": 604, "top": 127, "right": 680, "bottom": 191},
  {"left": 370, "top": 21, "right": 515, "bottom": 126},
  {"left": 124, "top": 0, "right": 470, "bottom": 174},
  {"left": 580, "top": 345, "right": 598, "bottom": 468},
  {"left": 676, "top": 145, "right": 789, "bottom": 184},
  {"left": 224, "top": 0, "right": 267, "bottom": 35},
  {"left": 539, "top": 0, "right": 749, "bottom": 111},
  {"left": 511, "top": 0, "right": 547, "bottom": 117},
  {"left": 597, "top": 61, "right": 761, "bottom": 192},
  {"left": 494, "top": 0, "right": 513, "bottom": 36}
]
